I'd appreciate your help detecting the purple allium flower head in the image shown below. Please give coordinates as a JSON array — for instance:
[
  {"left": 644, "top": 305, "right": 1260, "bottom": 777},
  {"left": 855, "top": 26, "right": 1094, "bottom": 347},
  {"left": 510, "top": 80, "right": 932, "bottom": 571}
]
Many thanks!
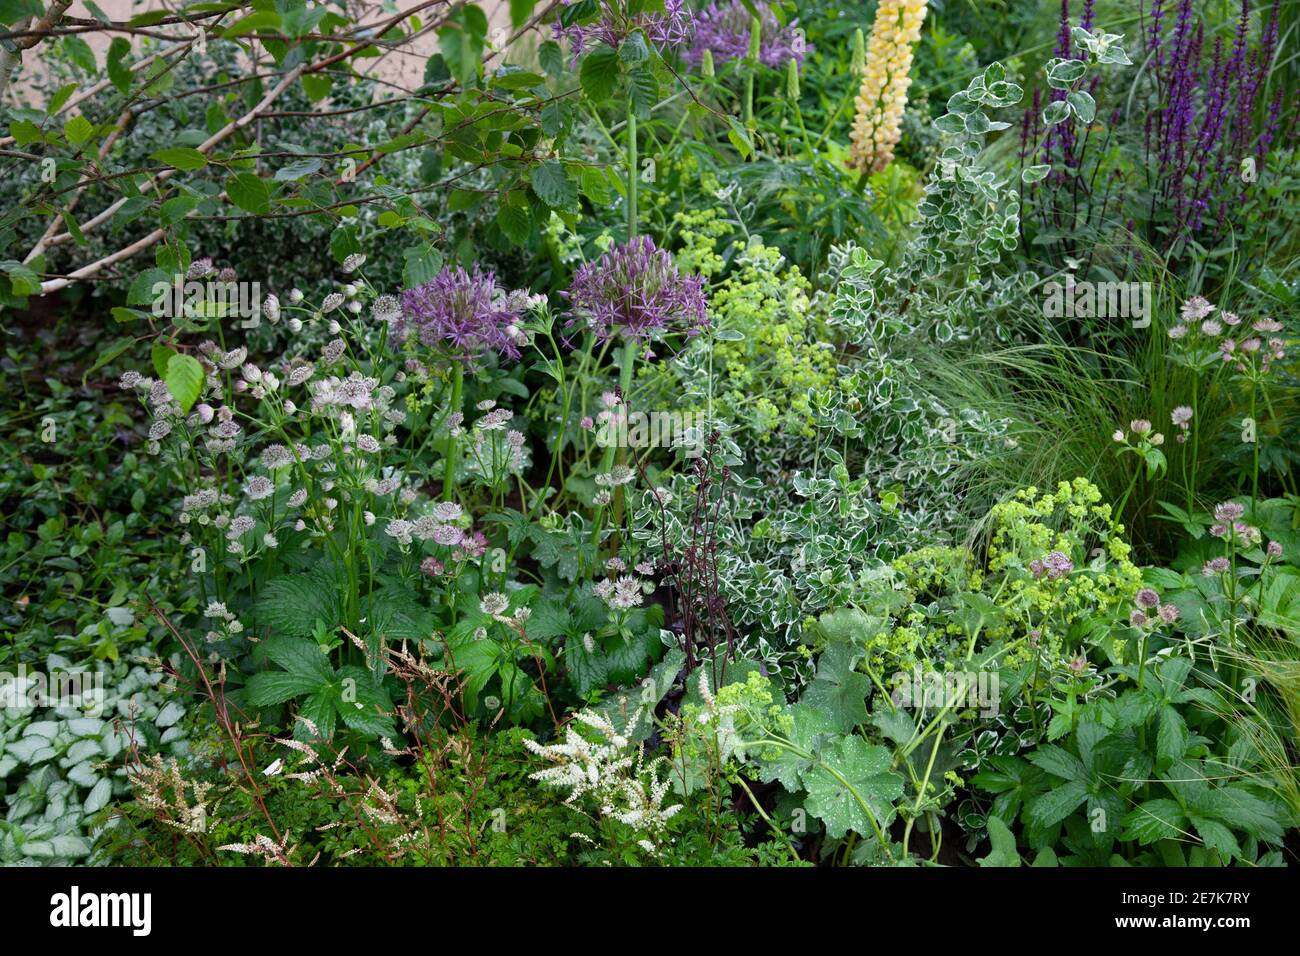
[
  {"left": 398, "top": 266, "right": 525, "bottom": 362},
  {"left": 553, "top": 0, "right": 693, "bottom": 62},
  {"left": 563, "top": 236, "right": 708, "bottom": 343},
  {"left": 683, "top": 2, "right": 809, "bottom": 71}
]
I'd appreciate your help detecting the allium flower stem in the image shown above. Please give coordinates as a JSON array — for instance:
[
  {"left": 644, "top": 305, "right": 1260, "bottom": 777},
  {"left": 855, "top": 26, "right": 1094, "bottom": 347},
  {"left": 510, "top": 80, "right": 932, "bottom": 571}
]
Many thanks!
[
  {"left": 626, "top": 100, "right": 638, "bottom": 241},
  {"left": 743, "top": 15, "right": 759, "bottom": 131},
  {"left": 590, "top": 340, "right": 638, "bottom": 551},
  {"left": 444, "top": 362, "right": 463, "bottom": 502}
]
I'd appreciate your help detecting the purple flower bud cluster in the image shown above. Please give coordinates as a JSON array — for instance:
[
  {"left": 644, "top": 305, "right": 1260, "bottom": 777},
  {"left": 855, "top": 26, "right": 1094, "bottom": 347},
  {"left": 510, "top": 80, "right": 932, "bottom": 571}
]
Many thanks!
[
  {"left": 562, "top": 236, "right": 709, "bottom": 344},
  {"left": 397, "top": 266, "right": 525, "bottom": 362},
  {"left": 682, "top": 2, "right": 809, "bottom": 71},
  {"left": 1147, "top": 0, "right": 1292, "bottom": 244},
  {"left": 553, "top": 0, "right": 694, "bottom": 62}
]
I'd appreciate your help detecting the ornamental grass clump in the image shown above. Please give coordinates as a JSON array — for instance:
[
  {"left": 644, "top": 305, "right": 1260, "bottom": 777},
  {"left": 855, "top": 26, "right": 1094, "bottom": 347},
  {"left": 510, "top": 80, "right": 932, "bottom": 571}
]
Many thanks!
[{"left": 848, "top": 0, "right": 928, "bottom": 174}]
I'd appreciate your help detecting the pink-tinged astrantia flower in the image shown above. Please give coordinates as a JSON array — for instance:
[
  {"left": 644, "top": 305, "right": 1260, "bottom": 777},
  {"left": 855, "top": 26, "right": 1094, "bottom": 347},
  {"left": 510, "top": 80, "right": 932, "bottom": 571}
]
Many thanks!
[
  {"left": 554, "top": 0, "right": 693, "bottom": 62},
  {"left": 398, "top": 266, "right": 525, "bottom": 361},
  {"left": 563, "top": 236, "right": 708, "bottom": 344},
  {"left": 1203, "top": 557, "right": 1230, "bottom": 575},
  {"left": 1135, "top": 588, "right": 1161, "bottom": 610},
  {"left": 1043, "top": 550, "right": 1074, "bottom": 579},
  {"left": 1180, "top": 296, "right": 1215, "bottom": 321},
  {"left": 1214, "top": 501, "right": 1245, "bottom": 522}
]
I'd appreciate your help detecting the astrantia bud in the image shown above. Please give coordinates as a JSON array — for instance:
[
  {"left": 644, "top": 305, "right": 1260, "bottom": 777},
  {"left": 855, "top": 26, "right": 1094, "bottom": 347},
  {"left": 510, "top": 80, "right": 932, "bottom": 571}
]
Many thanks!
[
  {"left": 288, "top": 317, "right": 303, "bottom": 333},
  {"left": 195, "top": 403, "right": 215, "bottom": 424},
  {"left": 289, "top": 288, "right": 304, "bottom": 303},
  {"left": 263, "top": 293, "right": 280, "bottom": 323}
]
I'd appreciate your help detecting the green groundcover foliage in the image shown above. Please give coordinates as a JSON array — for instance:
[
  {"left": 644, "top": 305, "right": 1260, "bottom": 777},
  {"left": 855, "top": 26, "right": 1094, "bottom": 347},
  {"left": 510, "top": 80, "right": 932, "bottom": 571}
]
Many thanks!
[{"left": 1, "top": 0, "right": 1297, "bottom": 868}]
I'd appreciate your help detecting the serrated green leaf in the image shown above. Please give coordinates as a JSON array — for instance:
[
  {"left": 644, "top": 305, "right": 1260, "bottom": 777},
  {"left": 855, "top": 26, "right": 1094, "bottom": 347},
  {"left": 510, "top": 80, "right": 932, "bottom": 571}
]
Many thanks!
[
  {"left": 151, "top": 147, "right": 207, "bottom": 171},
  {"left": 529, "top": 160, "right": 577, "bottom": 211},
  {"left": 164, "top": 352, "right": 203, "bottom": 413},
  {"left": 579, "top": 46, "right": 620, "bottom": 102},
  {"left": 1027, "top": 778, "right": 1088, "bottom": 828},
  {"left": 226, "top": 172, "right": 271, "bottom": 214}
]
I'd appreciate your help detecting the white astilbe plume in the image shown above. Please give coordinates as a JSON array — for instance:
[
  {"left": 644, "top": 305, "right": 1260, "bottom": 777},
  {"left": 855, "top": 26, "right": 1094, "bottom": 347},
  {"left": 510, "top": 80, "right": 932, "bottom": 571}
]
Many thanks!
[{"left": 523, "top": 707, "right": 681, "bottom": 853}]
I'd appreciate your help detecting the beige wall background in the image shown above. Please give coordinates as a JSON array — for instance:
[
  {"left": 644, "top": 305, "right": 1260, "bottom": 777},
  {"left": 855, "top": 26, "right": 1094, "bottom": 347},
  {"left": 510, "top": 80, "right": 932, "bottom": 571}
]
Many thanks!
[{"left": 9, "top": 1, "right": 516, "bottom": 100}]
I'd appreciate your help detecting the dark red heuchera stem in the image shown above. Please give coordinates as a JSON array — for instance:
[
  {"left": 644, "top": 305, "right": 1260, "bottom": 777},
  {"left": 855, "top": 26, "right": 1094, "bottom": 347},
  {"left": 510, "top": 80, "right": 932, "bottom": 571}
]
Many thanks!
[{"left": 638, "top": 430, "right": 736, "bottom": 685}]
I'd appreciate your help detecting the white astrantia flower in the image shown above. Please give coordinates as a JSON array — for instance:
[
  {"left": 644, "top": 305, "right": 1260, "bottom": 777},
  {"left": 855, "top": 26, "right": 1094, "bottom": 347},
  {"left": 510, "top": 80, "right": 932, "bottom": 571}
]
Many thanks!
[
  {"left": 244, "top": 476, "right": 275, "bottom": 501},
  {"left": 385, "top": 519, "right": 413, "bottom": 545},
  {"left": 432, "top": 501, "right": 464, "bottom": 523}
]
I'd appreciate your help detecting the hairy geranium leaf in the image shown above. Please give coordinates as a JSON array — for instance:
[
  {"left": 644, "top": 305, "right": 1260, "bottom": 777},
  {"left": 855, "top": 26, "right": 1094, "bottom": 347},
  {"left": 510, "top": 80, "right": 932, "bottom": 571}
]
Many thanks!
[
  {"left": 1027, "top": 778, "right": 1088, "bottom": 829},
  {"left": 802, "top": 736, "right": 902, "bottom": 840},
  {"left": 1122, "top": 798, "right": 1185, "bottom": 844},
  {"left": 255, "top": 571, "right": 343, "bottom": 640}
]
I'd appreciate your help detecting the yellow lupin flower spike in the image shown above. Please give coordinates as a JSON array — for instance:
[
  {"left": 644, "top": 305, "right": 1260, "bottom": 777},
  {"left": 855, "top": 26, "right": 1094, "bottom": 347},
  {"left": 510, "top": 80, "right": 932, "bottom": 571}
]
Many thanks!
[{"left": 848, "top": 0, "right": 928, "bottom": 175}]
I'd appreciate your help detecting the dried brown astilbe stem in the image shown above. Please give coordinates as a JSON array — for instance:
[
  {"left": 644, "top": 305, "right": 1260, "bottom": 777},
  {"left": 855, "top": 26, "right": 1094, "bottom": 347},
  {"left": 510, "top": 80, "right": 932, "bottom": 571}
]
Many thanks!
[{"left": 147, "top": 599, "right": 291, "bottom": 857}]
